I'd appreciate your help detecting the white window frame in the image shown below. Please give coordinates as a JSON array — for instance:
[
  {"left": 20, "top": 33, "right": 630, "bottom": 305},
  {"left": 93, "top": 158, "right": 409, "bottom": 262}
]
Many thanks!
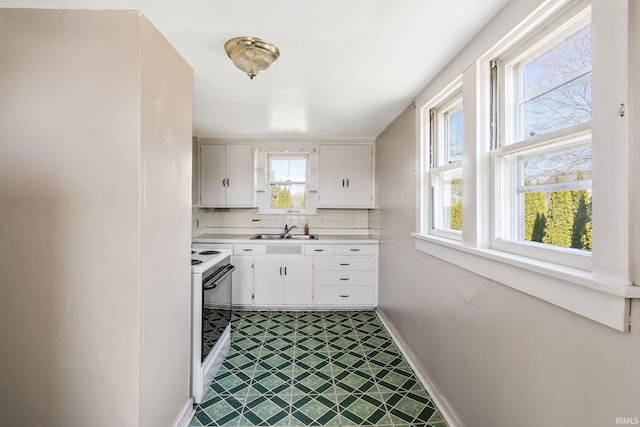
[
  {"left": 423, "top": 78, "right": 464, "bottom": 240},
  {"left": 266, "top": 153, "right": 309, "bottom": 213},
  {"left": 491, "top": 7, "right": 593, "bottom": 270},
  {"left": 413, "top": 0, "right": 639, "bottom": 332}
]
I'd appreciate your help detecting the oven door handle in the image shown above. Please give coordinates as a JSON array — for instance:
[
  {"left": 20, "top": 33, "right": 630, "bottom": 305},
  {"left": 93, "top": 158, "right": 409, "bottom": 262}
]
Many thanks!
[{"left": 202, "top": 264, "right": 236, "bottom": 290}]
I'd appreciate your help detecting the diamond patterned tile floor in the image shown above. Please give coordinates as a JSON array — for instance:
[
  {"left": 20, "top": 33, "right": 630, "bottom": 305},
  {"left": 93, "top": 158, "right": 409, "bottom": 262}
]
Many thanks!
[{"left": 190, "top": 311, "right": 448, "bottom": 427}]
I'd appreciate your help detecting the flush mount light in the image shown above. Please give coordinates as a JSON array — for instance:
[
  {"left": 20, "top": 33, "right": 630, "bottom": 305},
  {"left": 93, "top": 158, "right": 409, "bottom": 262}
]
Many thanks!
[{"left": 224, "top": 36, "right": 280, "bottom": 79}]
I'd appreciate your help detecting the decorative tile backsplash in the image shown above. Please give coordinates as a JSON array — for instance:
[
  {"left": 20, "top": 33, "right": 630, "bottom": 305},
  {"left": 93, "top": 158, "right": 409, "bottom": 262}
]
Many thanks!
[{"left": 193, "top": 208, "right": 379, "bottom": 234}]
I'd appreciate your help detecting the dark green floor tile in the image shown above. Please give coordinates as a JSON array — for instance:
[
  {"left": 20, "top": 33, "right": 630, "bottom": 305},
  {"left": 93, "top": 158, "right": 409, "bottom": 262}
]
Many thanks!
[
  {"left": 327, "top": 337, "right": 362, "bottom": 353},
  {"left": 367, "top": 349, "right": 410, "bottom": 370},
  {"left": 294, "top": 351, "right": 331, "bottom": 371},
  {"left": 209, "top": 370, "right": 252, "bottom": 396},
  {"left": 256, "top": 351, "right": 294, "bottom": 371},
  {"left": 360, "top": 334, "right": 395, "bottom": 350},
  {"left": 296, "top": 323, "right": 325, "bottom": 336},
  {"left": 374, "top": 367, "right": 423, "bottom": 394},
  {"left": 383, "top": 390, "right": 436, "bottom": 425},
  {"left": 331, "top": 350, "right": 369, "bottom": 370},
  {"left": 325, "top": 323, "right": 353, "bottom": 336},
  {"left": 334, "top": 369, "right": 378, "bottom": 395},
  {"left": 294, "top": 335, "right": 327, "bottom": 351},
  {"left": 291, "top": 394, "right": 340, "bottom": 426},
  {"left": 266, "top": 324, "right": 295, "bottom": 335},
  {"left": 249, "top": 370, "right": 292, "bottom": 395},
  {"left": 239, "top": 393, "right": 291, "bottom": 426},
  {"left": 261, "top": 336, "right": 295, "bottom": 352},
  {"left": 222, "top": 352, "right": 259, "bottom": 371},
  {"left": 292, "top": 369, "right": 336, "bottom": 395},
  {"left": 337, "top": 393, "right": 393, "bottom": 426},
  {"left": 200, "top": 394, "right": 244, "bottom": 426}
]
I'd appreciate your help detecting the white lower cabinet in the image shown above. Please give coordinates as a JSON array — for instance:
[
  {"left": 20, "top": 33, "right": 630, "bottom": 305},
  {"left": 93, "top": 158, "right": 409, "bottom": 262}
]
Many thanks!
[
  {"left": 314, "top": 286, "right": 376, "bottom": 306},
  {"left": 231, "top": 244, "right": 266, "bottom": 308},
  {"left": 311, "top": 245, "right": 377, "bottom": 308},
  {"left": 232, "top": 256, "right": 254, "bottom": 306},
  {"left": 224, "top": 242, "right": 377, "bottom": 309},
  {"left": 254, "top": 255, "right": 312, "bottom": 306}
]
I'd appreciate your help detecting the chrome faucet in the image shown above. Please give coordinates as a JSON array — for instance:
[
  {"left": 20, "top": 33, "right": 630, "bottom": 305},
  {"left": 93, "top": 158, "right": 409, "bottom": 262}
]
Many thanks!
[{"left": 283, "top": 224, "right": 297, "bottom": 238}]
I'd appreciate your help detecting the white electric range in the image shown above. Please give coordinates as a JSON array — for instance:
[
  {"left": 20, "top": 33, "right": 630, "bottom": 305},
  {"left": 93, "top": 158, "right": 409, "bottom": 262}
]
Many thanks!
[{"left": 190, "top": 248, "right": 234, "bottom": 404}]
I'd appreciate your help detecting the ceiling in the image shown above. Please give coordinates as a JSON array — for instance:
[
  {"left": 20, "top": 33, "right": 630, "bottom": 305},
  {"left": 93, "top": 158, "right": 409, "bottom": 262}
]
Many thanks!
[{"left": 1, "top": 0, "right": 509, "bottom": 138}]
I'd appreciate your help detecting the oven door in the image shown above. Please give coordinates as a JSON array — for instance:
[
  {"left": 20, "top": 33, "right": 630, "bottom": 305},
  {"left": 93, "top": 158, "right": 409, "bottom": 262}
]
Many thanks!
[{"left": 201, "top": 263, "right": 234, "bottom": 362}]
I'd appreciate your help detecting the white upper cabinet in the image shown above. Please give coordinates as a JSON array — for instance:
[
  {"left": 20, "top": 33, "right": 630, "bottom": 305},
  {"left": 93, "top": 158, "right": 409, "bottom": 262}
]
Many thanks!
[
  {"left": 200, "top": 144, "right": 254, "bottom": 207},
  {"left": 318, "top": 144, "right": 374, "bottom": 208}
]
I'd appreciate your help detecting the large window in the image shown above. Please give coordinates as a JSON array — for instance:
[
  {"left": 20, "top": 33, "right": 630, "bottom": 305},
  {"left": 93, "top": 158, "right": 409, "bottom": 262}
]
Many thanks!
[
  {"left": 414, "top": 0, "right": 637, "bottom": 330},
  {"left": 268, "top": 154, "right": 308, "bottom": 211},
  {"left": 428, "top": 88, "right": 464, "bottom": 238},
  {"left": 492, "top": 7, "right": 592, "bottom": 269}
]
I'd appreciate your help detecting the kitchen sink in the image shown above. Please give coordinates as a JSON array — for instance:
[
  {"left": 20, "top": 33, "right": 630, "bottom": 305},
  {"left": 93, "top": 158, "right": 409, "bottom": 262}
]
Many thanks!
[
  {"left": 251, "top": 233, "right": 285, "bottom": 240},
  {"left": 250, "top": 233, "right": 318, "bottom": 240}
]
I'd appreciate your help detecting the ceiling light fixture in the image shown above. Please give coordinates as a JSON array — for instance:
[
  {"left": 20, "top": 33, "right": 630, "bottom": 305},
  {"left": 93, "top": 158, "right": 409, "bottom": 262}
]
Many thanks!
[{"left": 224, "top": 36, "right": 280, "bottom": 79}]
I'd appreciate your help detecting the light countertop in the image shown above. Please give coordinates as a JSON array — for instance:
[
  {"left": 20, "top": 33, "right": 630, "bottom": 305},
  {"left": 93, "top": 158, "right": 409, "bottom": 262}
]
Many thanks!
[{"left": 192, "top": 233, "right": 379, "bottom": 244}]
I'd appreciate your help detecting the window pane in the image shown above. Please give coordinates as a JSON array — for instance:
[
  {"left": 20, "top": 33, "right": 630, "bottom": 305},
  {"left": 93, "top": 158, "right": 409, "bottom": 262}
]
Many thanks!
[
  {"left": 434, "top": 170, "right": 462, "bottom": 232},
  {"left": 270, "top": 184, "right": 306, "bottom": 209},
  {"left": 523, "top": 24, "right": 591, "bottom": 99},
  {"left": 447, "top": 108, "right": 463, "bottom": 163},
  {"left": 521, "top": 144, "right": 591, "bottom": 186},
  {"left": 517, "top": 143, "right": 592, "bottom": 251},
  {"left": 520, "top": 24, "right": 592, "bottom": 139},
  {"left": 522, "top": 74, "right": 591, "bottom": 138},
  {"left": 270, "top": 158, "right": 307, "bottom": 182},
  {"left": 521, "top": 189, "right": 591, "bottom": 251}
]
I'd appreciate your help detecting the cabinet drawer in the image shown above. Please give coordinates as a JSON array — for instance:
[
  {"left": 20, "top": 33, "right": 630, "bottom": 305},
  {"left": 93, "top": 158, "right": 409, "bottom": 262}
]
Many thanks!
[
  {"left": 314, "top": 286, "right": 375, "bottom": 306},
  {"left": 314, "top": 271, "right": 374, "bottom": 286},
  {"left": 334, "top": 245, "right": 375, "bottom": 256},
  {"left": 304, "top": 245, "right": 334, "bottom": 256},
  {"left": 234, "top": 244, "right": 266, "bottom": 256},
  {"left": 313, "top": 257, "right": 375, "bottom": 271}
]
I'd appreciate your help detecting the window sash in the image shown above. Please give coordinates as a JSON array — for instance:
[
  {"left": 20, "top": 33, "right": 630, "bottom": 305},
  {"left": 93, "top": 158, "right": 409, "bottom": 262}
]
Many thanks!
[
  {"left": 498, "top": 6, "right": 592, "bottom": 148},
  {"left": 267, "top": 153, "right": 309, "bottom": 212}
]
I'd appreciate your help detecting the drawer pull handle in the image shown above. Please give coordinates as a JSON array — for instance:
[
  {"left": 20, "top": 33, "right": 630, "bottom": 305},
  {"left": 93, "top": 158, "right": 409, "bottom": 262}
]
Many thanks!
[
  {"left": 314, "top": 249, "right": 324, "bottom": 252},
  {"left": 339, "top": 263, "right": 350, "bottom": 266},
  {"left": 339, "top": 294, "right": 349, "bottom": 298},
  {"left": 243, "top": 249, "right": 253, "bottom": 252},
  {"left": 340, "top": 277, "right": 349, "bottom": 281},
  {"left": 350, "top": 248, "right": 360, "bottom": 252}
]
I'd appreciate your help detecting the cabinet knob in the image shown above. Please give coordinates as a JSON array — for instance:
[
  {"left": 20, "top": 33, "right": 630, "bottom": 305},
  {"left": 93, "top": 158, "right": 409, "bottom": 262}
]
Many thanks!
[
  {"left": 339, "top": 263, "right": 350, "bottom": 266},
  {"left": 340, "top": 277, "right": 349, "bottom": 281},
  {"left": 243, "top": 249, "right": 253, "bottom": 252},
  {"left": 350, "top": 248, "right": 360, "bottom": 252},
  {"left": 339, "top": 294, "right": 349, "bottom": 298},
  {"left": 314, "top": 249, "right": 324, "bottom": 252}
]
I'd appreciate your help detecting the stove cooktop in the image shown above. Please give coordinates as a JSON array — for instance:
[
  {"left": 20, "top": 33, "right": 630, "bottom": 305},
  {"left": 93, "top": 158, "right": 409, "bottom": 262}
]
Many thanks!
[{"left": 191, "top": 248, "right": 231, "bottom": 274}]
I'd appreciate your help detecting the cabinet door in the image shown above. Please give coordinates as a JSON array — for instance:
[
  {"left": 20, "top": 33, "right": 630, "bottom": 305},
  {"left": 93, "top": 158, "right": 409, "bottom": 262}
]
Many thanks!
[
  {"left": 232, "top": 256, "right": 254, "bottom": 306},
  {"left": 200, "top": 144, "right": 226, "bottom": 206},
  {"left": 253, "top": 257, "right": 284, "bottom": 305},
  {"left": 345, "top": 145, "right": 373, "bottom": 207},
  {"left": 283, "top": 255, "right": 312, "bottom": 305},
  {"left": 318, "top": 145, "right": 346, "bottom": 207},
  {"left": 225, "top": 144, "right": 254, "bottom": 206}
]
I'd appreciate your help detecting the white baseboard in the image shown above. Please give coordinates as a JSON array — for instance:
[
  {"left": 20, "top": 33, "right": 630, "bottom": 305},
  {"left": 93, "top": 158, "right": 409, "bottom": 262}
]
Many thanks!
[
  {"left": 376, "top": 308, "right": 463, "bottom": 427},
  {"left": 174, "top": 398, "right": 195, "bottom": 427}
]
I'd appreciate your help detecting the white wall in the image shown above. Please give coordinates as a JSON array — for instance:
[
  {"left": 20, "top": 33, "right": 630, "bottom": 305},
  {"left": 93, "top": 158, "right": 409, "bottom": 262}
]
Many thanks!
[
  {"left": 375, "top": 1, "right": 640, "bottom": 426},
  {"left": 0, "top": 9, "right": 193, "bottom": 427},
  {"left": 139, "top": 16, "right": 194, "bottom": 427}
]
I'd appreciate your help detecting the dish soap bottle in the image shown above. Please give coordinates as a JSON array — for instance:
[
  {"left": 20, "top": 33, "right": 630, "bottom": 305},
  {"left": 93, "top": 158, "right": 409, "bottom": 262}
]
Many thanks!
[{"left": 304, "top": 223, "right": 309, "bottom": 235}]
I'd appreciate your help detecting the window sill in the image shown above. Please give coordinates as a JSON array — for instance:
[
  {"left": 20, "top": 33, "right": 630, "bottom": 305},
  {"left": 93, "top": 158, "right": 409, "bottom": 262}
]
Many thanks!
[{"left": 411, "top": 232, "right": 640, "bottom": 331}]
